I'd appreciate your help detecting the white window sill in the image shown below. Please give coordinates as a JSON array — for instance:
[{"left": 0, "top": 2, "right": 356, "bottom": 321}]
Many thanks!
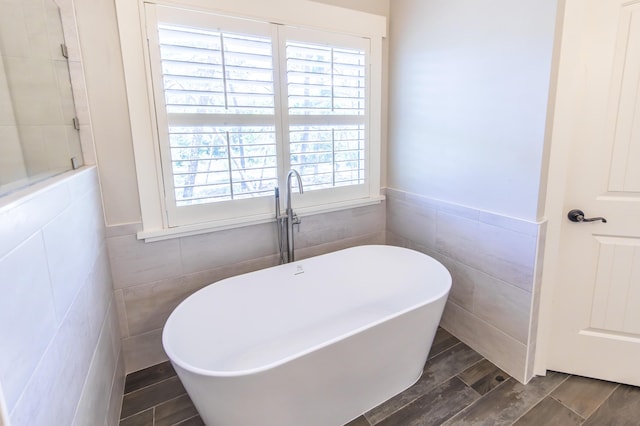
[{"left": 137, "top": 195, "right": 385, "bottom": 242}]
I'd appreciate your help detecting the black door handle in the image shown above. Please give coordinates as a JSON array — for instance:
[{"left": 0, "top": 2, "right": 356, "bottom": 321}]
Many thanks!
[{"left": 567, "top": 209, "right": 607, "bottom": 223}]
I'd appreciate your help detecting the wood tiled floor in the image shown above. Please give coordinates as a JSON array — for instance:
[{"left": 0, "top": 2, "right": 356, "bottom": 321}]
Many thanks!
[{"left": 119, "top": 328, "right": 640, "bottom": 425}]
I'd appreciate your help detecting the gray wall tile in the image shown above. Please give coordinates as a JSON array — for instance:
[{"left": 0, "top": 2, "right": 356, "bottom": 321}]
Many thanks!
[
  {"left": 0, "top": 234, "right": 57, "bottom": 410},
  {"left": 123, "top": 329, "right": 168, "bottom": 374},
  {"left": 179, "top": 222, "right": 278, "bottom": 274},
  {"left": 473, "top": 274, "right": 531, "bottom": 344},
  {"left": 1, "top": 168, "right": 119, "bottom": 426},
  {"left": 123, "top": 276, "right": 206, "bottom": 336},
  {"left": 0, "top": 172, "right": 70, "bottom": 259},
  {"left": 441, "top": 301, "right": 528, "bottom": 382},
  {"left": 108, "top": 235, "right": 183, "bottom": 289},
  {"left": 72, "top": 305, "right": 118, "bottom": 426},
  {"left": 386, "top": 196, "right": 436, "bottom": 249},
  {"left": 436, "top": 211, "right": 536, "bottom": 291},
  {"left": 386, "top": 188, "right": 540, "bottom": 382},
  {"left": 105, "top": 352, "right": 125, "bottom": 426}
]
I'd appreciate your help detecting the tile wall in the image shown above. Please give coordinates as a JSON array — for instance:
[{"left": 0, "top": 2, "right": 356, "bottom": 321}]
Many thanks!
[
  {"left": 385, "top": 188, "right": 544, "bottom": 383},
  {"left": 107, "top": 203, "right": 386, "bottom": 373},
  {"left": 0, "top": 167, "right": 123, "bottom": 426}
]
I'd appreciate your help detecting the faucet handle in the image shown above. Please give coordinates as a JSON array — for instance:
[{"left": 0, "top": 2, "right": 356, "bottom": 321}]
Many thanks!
[{"left": 292, "top": 213, "right": 302, "bottom": 231}]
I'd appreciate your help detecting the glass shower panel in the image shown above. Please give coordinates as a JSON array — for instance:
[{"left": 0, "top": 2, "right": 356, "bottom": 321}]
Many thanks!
[{"left": 0, "top": 0, "right": 83, "bottom": 196}]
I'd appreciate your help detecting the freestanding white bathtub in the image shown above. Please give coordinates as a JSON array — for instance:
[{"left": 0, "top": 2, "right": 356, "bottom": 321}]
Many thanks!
[{"left": 162, "top": 245, "right": 451, "bottom": 426}]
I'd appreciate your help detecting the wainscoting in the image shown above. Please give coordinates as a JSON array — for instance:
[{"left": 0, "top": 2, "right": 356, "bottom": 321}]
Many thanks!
[{"left": 385, "top": 188, "right": 544, "bottom": 383}]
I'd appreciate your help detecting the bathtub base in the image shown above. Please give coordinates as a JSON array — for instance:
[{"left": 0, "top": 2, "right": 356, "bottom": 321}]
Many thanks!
[{"left": 174, "top": 298, "right": 445, "bottom": 426}]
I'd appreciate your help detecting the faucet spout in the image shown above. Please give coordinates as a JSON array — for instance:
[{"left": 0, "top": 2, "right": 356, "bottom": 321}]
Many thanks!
[{"left": 286, "top": 169, "right": 303, "bottom": 212}]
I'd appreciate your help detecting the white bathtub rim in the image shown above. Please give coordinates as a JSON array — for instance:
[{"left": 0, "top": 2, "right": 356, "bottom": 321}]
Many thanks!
[{"left": 162, "top": 245, "right": 451, "bottom": 378}]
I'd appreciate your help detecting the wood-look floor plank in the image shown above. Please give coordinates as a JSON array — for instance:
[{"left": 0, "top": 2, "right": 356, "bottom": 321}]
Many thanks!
[
  {"left": 121, "top": 376, "right": 186, "bottom": 419},
  {"left": 345, "top": 415, "right": 371, "bottom": 426},
  {"left": 442, "top": 371, "right": 569, "bottom": 426},
  {"left": 376, "top": 377, "right": 480, "bottom": 426},
  {"left": 513, "top": 396, "right": 583, "bottom": 426},
  {"left": 428, "top": 327, "right": 461, "bottom": 360},
  {"left": 583, "top": 384, "right": 640, "bottom": 426},
  {"left": 458, "top": 358, "right": 509, "bottom": 396},
  {"left": 154, "top": 394, "right": 199, "bottom": 426},
  {"left": 364, "top": 343, "right": 483, "bottom": 424},
  {"left": 119, "top": 408, "right": 153, "bottom": 426},
  {"left": 174, "top": 415, "right": 205, "bottom": 426},
  {"left": 124, "top": 361, "right": 177, "bottom": 394},
  {"left": 550, "top": 374, "right": 619, "bottom": 419}
]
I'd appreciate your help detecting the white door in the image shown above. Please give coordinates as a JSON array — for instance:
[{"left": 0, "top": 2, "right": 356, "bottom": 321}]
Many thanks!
[{"left": 547, "top": 0, "right": 640, "bottom": 386}]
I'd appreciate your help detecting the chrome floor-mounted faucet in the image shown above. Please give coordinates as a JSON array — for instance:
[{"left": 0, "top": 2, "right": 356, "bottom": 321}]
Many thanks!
[{"left": 275, "top": 170, "right": 304, "bottom": 263}]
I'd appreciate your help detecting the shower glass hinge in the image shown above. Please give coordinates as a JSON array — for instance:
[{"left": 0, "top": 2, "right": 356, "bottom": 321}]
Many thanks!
[
  {"left": 61, "top": 43, "right": 69, "bottom": 58},
  {"left": 70, "top": 156, "right": 80, "bottom": 170},
  {"left": 72, "top": 117, "right": 80, "bottom": 130}
]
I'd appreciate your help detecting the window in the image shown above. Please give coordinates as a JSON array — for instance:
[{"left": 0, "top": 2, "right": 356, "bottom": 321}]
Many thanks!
[{"left": 118, "top": 0, "right": 385, "bottom": 239}]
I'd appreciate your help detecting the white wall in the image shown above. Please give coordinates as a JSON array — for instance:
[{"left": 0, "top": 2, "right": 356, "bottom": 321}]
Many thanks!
[
  {"left": 73, "top": 0, "right": 141, "bottom": 225},
  {"left": 0, "top": 168, "right": 123, "bottom": 426},
  {"left": 388, "top": 0, "right": 557, "bottom": 221}
]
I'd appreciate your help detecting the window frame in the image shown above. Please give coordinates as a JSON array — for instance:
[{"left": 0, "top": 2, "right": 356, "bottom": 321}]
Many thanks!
[{"left": 115, "top": 0, "right": 386, "bottom": 241}]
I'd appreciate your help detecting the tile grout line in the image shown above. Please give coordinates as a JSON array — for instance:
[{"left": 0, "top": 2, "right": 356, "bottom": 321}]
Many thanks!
[
  {"left": 122, "top": 373, "right": 179, "bottom": 397},
  {"left": 549, "top": 393, "right": 589, "bottom": 421},
  {"left": 562, "top": 382, "right": 621, "bottom": 423},
  {"left": 156, "top": 392, "right": 189, "bottom": 408},
  {"left": 369, "top": 349, "right": 482, "bottom": 426},
  {"left": 373, "top": 375, "right": 485, "bottom": 426},
  {"left": 427, "top": 341, "right": 462, "bottom": 362},
  {"left": 441, "top": 375, "right": 515, "bottom": 425},
  {"left": 454, "top": 357, "right": 486, "bottom": 388},
  {"left": 120, "top": 381, "right": 186, "bottom": 423},
  {"left": 173, "top": 414, "right": 201, "bottom": 426},
  {"left": 119, "top": 389, "right": 191, "bottom": 426},
  {"left": 119, "top": 407, "right": 152, "bottom": 424},
  {"left": 507, "top": 373, "right": 573, "bottom": 425},
  {"left": 456, "top": 360, "right": 514, "bottom": 399}
]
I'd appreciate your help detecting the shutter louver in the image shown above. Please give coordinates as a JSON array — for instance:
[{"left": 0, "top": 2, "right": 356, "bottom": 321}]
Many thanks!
[
  {"left": 158, "top": 24, "right": 277, "bottom": 206},
  {"left": 286, "top": 41, "right": 366, "bottom": 191}
]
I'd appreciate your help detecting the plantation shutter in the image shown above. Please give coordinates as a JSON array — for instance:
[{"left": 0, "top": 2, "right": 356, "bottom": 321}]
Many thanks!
[
  {"left": 145, "top": 5, "right": 375, "bottom": 228},
  {"left": 285, "top": 38, "right": 367, "bottom": 192},
  {"left": 157, "top": 23, "right": 278, "bottom": 207}
]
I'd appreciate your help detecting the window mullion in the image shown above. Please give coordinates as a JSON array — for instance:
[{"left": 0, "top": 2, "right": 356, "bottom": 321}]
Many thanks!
[
  {"left": 273, "top": 23, "right": 290, "bottom": 194},
  {"left": 219, "top": 33, "right": 229, "bottom": 110}
]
